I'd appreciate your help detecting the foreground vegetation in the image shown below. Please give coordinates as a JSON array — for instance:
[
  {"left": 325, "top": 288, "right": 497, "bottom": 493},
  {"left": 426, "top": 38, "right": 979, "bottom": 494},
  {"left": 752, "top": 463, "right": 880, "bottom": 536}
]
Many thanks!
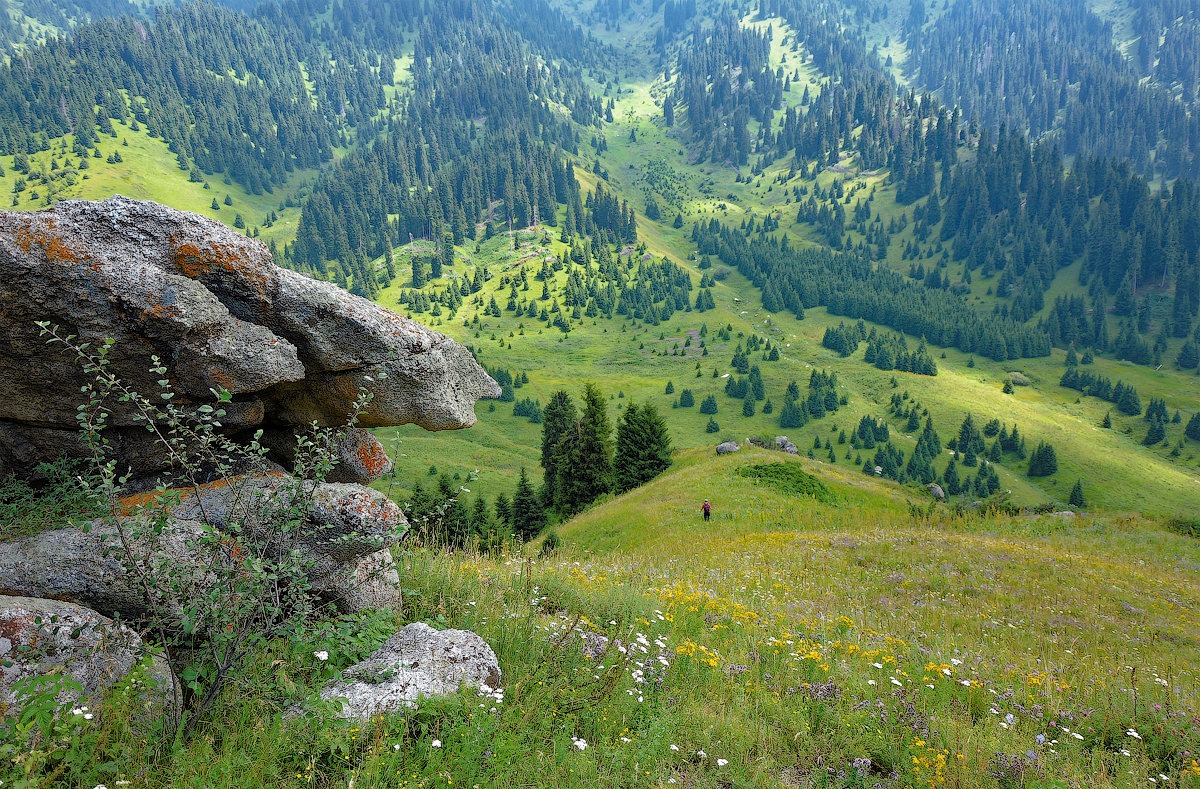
[{"left": 8, "top": 447, "right": 1198, "bottom": 788}]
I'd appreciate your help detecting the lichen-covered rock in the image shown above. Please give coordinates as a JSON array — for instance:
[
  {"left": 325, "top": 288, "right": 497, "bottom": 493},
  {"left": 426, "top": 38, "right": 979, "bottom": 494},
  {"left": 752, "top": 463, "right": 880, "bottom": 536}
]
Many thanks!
[
  {"left": 0, "top": 196, "right": 498, "bottom": 481},
  {"left": 0, "top": 595, "right": 177, "bottom": 716},
  {"left": 318, "top": 622, "right": 501, "bottom": 721},
  {"left": 0, "top": 475, "right": 408, "bottom": 622},
  {"left": 715, "top": 441, "right": 740, "bottom": 455}
]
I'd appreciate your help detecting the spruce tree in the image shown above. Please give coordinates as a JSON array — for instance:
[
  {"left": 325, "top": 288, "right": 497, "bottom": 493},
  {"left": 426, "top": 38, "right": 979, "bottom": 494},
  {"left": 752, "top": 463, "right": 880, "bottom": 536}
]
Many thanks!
[
  {"left": 1143, "top": 417, "right": 1166, "bottom": 446},
  {"left": 1185, "top": 412, "right": 1200, "bottom": 441},
  {"left": 540, "top": 390, "right": 577, "bottom": 505},
  {"left": 511, "top": 468, "right": 545, "bottom": 541},
  {"left": 614, "top": 402, "right": 673, "bottom": 492},
  {"left": 556, "top": 384, "right": 614, "bottom": 514},
  {"left": 1068, "top": 480, "right": 1086, "bottom": 509},
  {"left": 1027, "top": 441, "right": 1059, "bottom": 477}
]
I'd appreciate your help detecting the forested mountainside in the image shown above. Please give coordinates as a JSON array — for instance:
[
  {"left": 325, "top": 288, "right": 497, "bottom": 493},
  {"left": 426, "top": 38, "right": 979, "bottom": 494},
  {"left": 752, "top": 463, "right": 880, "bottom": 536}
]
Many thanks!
[{"left": 0, "top": 0, "right": 1197, "bottom": 516}]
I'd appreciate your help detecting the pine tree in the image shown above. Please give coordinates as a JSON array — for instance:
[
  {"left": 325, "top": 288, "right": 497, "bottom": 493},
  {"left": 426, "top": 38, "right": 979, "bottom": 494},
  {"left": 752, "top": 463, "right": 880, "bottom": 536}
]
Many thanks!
[
  {"left": 494, "top": 492, "right": 512, "bottom": 527},
  {"left": 1178, "top": 341, "right": 1200, "bottom": 370},
  {"left": 742, "top": 398, "right": 755, "bottom": 417},
  {"left": 699, "top": 395, "right": 719, "bottom": 414},
  {"left": 614, "top": 402, "right": 673, "bottom": 492},
  {"left": 705, "top": 417, "right": 720, "bottom": 433},
  {"left": 943, "top": 457, "right": 961, "bottom": 495},
  {"left": 1185, "top": 412, "right": 1200, "bottom": 441},
  {"left": 1102, "top": 411, "right": 1112, "bottom": 429},
  {"left": 1143, "top": 417, "right": 1166, "bottom": 446},
  {"left": 1068, "top": 480, "right": 1086, "bottom": 509}
]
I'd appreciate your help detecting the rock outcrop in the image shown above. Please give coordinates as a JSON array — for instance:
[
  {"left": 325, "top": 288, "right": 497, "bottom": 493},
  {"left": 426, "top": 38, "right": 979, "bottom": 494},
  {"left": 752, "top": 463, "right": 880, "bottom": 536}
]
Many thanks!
[
  {"left": 0, "top": 197, "right": 502, "bottom": 720},
  {"left": 317, "top": 622, "right": 501, "bottom": 721},
  {"left": 0, "top": 196, "right": 499, "bottom": 484},
  {"left": 0, "top": 595, "right": 178, "bottom": 716}
]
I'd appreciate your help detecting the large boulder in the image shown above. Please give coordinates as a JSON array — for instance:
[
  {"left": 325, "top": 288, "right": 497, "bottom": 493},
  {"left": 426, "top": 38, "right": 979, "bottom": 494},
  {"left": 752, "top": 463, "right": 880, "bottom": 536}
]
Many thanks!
[
  {"left": 0, "top": 475, "right": 408, "bottom": 621},
  {"left": 317, "top": 622, "right": 501, "bottom": 721},
  {"left": 0, "top": 595, "right": 177, "bottom": 717},
  {"left": 0, "top": 196, "right": 499, "bottom": 482},
  {"left": 715, "top": 441, "right": 740, "bottom": 455}
]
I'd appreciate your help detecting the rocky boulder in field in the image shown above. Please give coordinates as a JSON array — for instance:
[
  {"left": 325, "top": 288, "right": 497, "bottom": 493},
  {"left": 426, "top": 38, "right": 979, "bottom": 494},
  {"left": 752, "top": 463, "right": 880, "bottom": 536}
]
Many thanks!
[
  {"left": 317, "top": 622, "right": 502, "bottom": 721},
  {"left": 0, "top": 474, "right": 409, "bottom": 619}
]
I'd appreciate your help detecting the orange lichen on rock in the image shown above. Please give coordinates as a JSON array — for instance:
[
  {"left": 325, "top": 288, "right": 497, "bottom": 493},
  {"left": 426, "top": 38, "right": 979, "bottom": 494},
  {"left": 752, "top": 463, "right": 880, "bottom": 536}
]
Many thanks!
[
  {"left": 116, "top": 489, "right": 172, "bottom": 516},
  {"left": 12, "top": 219, "right": 87, "bottom": 265},
  {"left": 136, "top": 290, "right": 181, "bottom": 322},
  {"left": 171, "top": 237, "right": 272, "bottom": 299},
  {"left": 356, "top": 437, "right": 390, "bottom": 479}
]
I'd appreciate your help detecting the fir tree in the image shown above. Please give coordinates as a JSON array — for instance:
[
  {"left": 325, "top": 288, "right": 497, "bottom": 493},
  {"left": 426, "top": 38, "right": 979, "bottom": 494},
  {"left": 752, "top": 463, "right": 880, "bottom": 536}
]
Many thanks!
[
  {"left": 1143, "top": 417, "right": 1166, "bottom": 446},
  {"left": 1027, "top": 441, "right": 1059, "bottom": 477},
  {"left": 541, "top": 390, "right": 578, "bottom": 506},
  {"left": 1185, "top": 412, "right": 1200, "bottom": 441}
]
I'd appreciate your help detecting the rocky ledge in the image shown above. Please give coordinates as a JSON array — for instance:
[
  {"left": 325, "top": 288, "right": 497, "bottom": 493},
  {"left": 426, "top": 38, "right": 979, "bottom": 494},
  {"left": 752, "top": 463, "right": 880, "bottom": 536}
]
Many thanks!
[{"left": 0, "top": 196, "right": 500, "bottom": 484}]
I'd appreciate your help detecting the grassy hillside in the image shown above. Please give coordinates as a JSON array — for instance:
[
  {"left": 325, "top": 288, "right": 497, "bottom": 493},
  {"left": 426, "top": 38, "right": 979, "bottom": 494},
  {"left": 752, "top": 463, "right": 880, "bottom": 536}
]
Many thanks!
[
  {"left": 371, "top": 191, "right": 1200, "bottom": 520},
  {"left": 367, "top": 4, "right": 1198, "bottom": 521},
  {"left": 0, "top": 121, "right": 311, "bottom": 250},
  {"left": 49, "top": 448, "right": 1200, "bottom": 787}
]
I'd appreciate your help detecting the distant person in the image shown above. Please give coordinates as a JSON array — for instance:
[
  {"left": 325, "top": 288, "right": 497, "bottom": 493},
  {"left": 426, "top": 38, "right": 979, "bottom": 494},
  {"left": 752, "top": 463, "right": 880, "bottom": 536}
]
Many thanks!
[{"left": 701, "top": 499, "right": 711, "bottom": 522}]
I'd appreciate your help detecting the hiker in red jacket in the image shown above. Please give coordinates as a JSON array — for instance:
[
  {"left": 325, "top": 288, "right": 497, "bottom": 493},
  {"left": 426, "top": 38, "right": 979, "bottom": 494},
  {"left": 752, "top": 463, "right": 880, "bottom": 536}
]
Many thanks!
[{"left": 701, "top": 499, "right": 712, "bottom": 522}]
